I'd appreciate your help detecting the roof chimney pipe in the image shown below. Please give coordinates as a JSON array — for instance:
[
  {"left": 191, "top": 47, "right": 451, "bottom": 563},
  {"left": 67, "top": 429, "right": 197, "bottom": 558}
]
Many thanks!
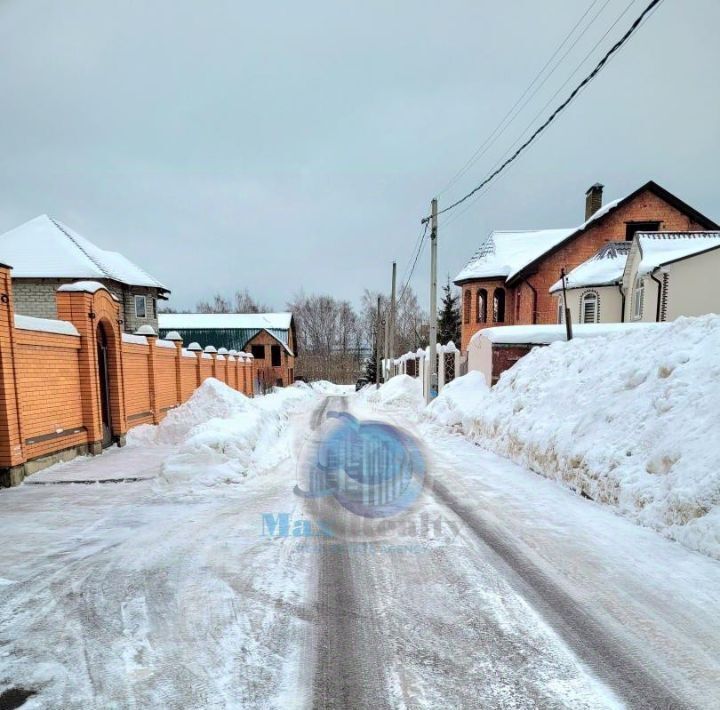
[{"left": 585, "top": 183, "right": 604, "bottom": 221}]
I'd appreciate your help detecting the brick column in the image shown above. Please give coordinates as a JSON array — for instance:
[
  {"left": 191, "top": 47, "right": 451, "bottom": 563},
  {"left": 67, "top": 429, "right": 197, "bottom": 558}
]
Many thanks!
[
  {"left": 204, "top": 346, "right": 218, "bottom": 378},
  {"left": 164, "top": 331, "right": 184, "bottom": 405},
  {"left": 187, "top": 342, "right": 202, "bottom": 386},
  {"left": 56, "top": 288, "right": 104, "bottom": 453},
  {"left": 139, "top": 327, "right": 160, "bottom": 424},
  {"left": 0, "top": 265, "right": 26, "bottom": 485}
]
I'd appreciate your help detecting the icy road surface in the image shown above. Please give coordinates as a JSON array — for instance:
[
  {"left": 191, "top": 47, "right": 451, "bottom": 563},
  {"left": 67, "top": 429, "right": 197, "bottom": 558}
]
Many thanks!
[{"left": 0, "top": 392, "right": 719, "bottom": 708}]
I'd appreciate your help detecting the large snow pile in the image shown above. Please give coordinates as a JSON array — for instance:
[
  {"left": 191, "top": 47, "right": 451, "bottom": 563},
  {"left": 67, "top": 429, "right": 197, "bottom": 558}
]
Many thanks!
[
  {"left": 425, "top": 316, "right": 720, "bottom": 559},
  {"left": 362, "top": 374, "right": 424, "bottom": 411},
  {"left": 128, "top": 379, "right": 318, "bottom": 490}
]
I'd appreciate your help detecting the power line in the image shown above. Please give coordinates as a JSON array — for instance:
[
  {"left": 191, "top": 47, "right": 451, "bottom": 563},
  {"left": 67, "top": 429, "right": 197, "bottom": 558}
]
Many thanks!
[
  {"left": 438, "top": 0, "right": 606, "bottom": 197},
  {"left": 424, "top": 0, "right": 664, "bottom": 223},
  {"left": 398, "top": 220, "right": 429, "bottom": 305},
  {"left": 440, "top": 0, "right": 639, "bottom": 230}
]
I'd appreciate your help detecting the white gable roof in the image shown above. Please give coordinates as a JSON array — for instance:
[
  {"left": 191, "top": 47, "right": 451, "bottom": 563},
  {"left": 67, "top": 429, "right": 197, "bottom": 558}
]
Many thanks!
[
  {"left": 455, "top": 228, "right": 575, "bottom": 282},
  {"left": 636, "top": 232, "right": 720, "bottom": 275},
  {"left": 0, "top": 215, "right": 168, "bottom": 290},
  {"left": 158, "top": 312, "right": 293, "bottom": 330},
  {"left": 549, "top": 241, "right": 631, "bottom": 293}
]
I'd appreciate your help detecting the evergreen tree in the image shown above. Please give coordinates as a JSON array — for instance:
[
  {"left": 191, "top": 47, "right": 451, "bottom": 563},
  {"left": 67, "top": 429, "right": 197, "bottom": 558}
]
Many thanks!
[
  {"left": 437, "top": 279, "right": 461, "bottom": 345},
  {"left": 364, "top": 341, "right": 378, "bottom": 382}
]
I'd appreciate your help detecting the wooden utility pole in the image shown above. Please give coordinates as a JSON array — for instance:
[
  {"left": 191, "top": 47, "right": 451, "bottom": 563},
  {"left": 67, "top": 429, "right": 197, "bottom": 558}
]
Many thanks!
[
  {"left": 375, "top": 295, "right": 382, "bottom": 388},
  {"left": 427, "top": 198, "right": 438, "bottom": 403},
  {"left": 560, "top": 267, "right": 573, "bottom": 340},
  {"left": 389, "top": 261, "right": 397, "bottom": 374}
]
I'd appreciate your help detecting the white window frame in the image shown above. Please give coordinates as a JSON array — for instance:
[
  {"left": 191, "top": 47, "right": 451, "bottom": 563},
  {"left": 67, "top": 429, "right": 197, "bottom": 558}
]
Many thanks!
[
  {"left": 134, "top": 294, "right": 147, "bottom": 319},
  {"left": 557, "top": 296, "right": 564, "bottom": 324},
  {"left": 580, "top": 291, "right": 599, "bottom": 324},
  {"left": 632, "top": 276, "right": 644, "bottom": 320}
]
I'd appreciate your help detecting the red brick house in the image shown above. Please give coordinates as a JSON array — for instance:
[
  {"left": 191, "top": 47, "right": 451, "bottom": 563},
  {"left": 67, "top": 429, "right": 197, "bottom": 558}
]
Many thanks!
[{"left": 453, "top": 181, "right": 718, "bottom": 352}]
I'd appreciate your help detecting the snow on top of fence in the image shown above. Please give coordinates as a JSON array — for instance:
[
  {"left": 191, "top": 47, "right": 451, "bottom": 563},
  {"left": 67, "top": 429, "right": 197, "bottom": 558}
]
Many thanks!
[
  {"left": 56, "top": 280, "right": 109, "bottom": 294},
  {"left": 181, "top": 348, "right": 196, "bottom": 358},
  {"left": 14, "top": 314, "right": 79, "bottom": 336},
  {"left": 122, "top": 333, "right": 148, "bottom": 345},
  {"left": 156, "top": 339, "right": 176, "bottom": 349}
]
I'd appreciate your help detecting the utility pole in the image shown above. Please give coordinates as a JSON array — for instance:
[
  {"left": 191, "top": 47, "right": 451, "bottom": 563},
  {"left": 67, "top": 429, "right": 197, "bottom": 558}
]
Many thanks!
[
  {"left": 427, "top": 198, "right": 438, "bottom": 403},
  {"left": 375, "top": 295, "right": 382, "bottom": 388},
  {"left": 560, "top": 267, "right": 573, "bottom": 341},
  {"left": 389, "top": 261, "right": 397, "bottom": 372}
]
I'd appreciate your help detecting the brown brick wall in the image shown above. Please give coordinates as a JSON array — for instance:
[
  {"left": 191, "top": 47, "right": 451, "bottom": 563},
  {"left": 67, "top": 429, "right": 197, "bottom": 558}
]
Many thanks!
[
  {"left": 0, "top": 268, "right": 257, "bottom": 485},
  {"left": 460, "top": 279, "right": 514, "bottom": 352},
  {"left": 244, "top": 330, "right": 295, "bottom": 388}
]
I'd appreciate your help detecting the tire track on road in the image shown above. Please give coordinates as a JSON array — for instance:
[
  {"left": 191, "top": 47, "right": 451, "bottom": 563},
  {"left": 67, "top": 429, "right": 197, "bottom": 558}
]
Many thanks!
[{"left": 429, "top": 477, "right": 688, "bottom": 709}]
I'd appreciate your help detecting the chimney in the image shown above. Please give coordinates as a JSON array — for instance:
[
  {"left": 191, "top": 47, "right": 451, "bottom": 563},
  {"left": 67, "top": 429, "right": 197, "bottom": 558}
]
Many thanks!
[{"left": 585, "top": 183, "right": 604, "bottom": 220}]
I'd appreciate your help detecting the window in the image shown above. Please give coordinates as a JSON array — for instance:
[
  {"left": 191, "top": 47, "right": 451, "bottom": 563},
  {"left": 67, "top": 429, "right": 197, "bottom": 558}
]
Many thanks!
[
  {"left": 476, "top": 289, "right": 487, "bottom": 323},
  {"left": 134, "top": 295, "right": 147, "bottom": 319},
  {"left": 493, "top": 288, "right": 505, "bottom": 323},
  {"left": 271, "top": 345, "right": 282, "bottom": 367},
  {"left": 557, "top": 297, "right": 565, "bottom": 324},
  {"left": 515, "top": 292, "right": 521, "bottom": 320},
  {"left": 632, "top": 275, "right": 644, "bottom": 320},
  {"left": 251, "top": 344, "right": 265, "bottom": 359},
  {"left": 463, "top": 290, "right": 471, "bottom": 324},
  {"left": 580, "top": 291, "right": 599, "bottom": 323},
  {"left": 626, "top": 221, "right": 660, "bottom": 241}
]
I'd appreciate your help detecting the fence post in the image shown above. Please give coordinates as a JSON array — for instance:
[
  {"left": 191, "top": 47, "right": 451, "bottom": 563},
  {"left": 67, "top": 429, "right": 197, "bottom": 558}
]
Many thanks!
[
  {"left": 0, "top": 265, "right": 26, "bottom": 485},
  {"left": 438, "top": 344, "right": 446, "bottom": 392},
  {"left": 164, "top": 330, "right": 183, "bottom": 405},
  {"left": 187, "top": 342, "right": 202, "bottom": 386},
  {"left": 204, "top": 345, "right": 218, "bottom": 379}
]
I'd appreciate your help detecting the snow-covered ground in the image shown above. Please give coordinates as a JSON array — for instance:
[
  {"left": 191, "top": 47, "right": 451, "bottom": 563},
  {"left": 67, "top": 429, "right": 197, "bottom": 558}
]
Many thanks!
[
  {"left": 0, "top": 370, "right": 719, "bottom": 708},
  {"left": 424, "top": 315, "right": 720, "bottom": 560}
]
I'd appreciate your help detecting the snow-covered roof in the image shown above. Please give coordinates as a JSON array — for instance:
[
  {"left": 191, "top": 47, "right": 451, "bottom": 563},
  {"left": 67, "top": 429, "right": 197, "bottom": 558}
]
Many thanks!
[
  {"left": 454, "top": 181, "right": 719, "bottom": 286},
  {"left": 14, "top": 314, "right": 79, "bottom": 336},
  {"left": 454, "top": 228, "right": 575, "bottom": 282},
  {"left": 636, "top": 232, "right": 720, "bottom": 275},
  {"left": 472, "top": 322, "right": 663, "bottom": 346},
  {"left": 549, "top": 241, "right": 631, "bottom": 293},
  {"left": 158, "top": 312, "right": 293, "bottom": 330},
  {"left": 0, "top": 215, "right": 168, "bottom": 290}
]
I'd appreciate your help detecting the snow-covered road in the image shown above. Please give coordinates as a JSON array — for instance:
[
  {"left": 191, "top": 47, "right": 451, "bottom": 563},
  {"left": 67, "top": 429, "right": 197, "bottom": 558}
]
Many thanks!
[{"left": 0, "top": 388, "right": 719, "bottom": 709}]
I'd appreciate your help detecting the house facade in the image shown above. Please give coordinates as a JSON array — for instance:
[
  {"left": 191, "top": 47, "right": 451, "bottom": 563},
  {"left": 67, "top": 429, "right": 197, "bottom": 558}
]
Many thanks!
[
  {"left": 158, "top": 312, "right": 297, "bottom": 388},
  {"left": 454, "top": 181, "right": 718, "bottom": 352},
  {"left": 622, "top": 232, "right": 720, "bottom": 323},
  {"left": 549, "top": 241, "right": 630, "bottom": 325},
  {"left": 0, "top": 215, "right": 169, "bottom": 333}
]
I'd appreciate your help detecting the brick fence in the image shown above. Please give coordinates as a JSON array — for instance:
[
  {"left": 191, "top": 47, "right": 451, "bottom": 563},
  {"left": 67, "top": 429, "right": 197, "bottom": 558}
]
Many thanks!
[{"left": 0, "top": 267, "right": 255, "bottom": 486}]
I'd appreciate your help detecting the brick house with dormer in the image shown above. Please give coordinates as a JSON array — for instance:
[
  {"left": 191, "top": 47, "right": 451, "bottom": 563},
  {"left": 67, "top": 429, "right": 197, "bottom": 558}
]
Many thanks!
[{"left": 453, "top": 181, "right": 718, "bottom": 352}]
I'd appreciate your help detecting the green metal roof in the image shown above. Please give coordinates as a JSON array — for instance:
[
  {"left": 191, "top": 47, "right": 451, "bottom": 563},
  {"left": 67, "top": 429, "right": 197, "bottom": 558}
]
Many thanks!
[{"left": 158, "top": 326, "right": 292, "bottom": 354}]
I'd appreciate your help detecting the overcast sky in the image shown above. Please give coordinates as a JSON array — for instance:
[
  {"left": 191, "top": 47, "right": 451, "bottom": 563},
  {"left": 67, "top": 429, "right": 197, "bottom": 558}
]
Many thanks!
[{"left": 0, "top": 0, "right": 718, "bottom": 311}]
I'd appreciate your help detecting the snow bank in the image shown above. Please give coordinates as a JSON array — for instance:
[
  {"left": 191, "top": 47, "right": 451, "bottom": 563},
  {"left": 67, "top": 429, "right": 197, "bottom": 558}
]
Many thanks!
[
  {"left": 362, "top": 374, "right": 424, "bottom": 411},
  {"left": 424, "top": 315, "right": 720, "bottom": 559},
  {"left": 308, "top": 380, "right": 355, "bottom": 395},
  {"left": 128, "top": 378, "right": 318, "bottom": 490}
]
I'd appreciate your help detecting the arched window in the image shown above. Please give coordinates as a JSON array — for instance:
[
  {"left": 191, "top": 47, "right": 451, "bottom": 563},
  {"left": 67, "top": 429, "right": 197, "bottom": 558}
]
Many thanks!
[
  {"left": 463, "top": 290, "right": 471, "bottom": 324},
  {"left": 476, "top": 289, "right": 488, "bottom": 323},
  {"left": 493, "top": 288, "right": 506, "bottom": 323},
  {"left": 581, "top": 291, "right": 599, "bottom": 323}
]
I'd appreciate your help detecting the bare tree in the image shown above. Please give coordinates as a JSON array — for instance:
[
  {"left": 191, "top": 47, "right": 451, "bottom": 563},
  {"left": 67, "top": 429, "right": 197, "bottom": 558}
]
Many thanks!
[
  {"left": 288, "top": 292, "right": 364, "bottom": 383},
  {"left": 196, "top": 290, "right": 272, "bottom": 314},
  {"left": 359, "top": 286, "right": 427, "bottom": 359}
]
